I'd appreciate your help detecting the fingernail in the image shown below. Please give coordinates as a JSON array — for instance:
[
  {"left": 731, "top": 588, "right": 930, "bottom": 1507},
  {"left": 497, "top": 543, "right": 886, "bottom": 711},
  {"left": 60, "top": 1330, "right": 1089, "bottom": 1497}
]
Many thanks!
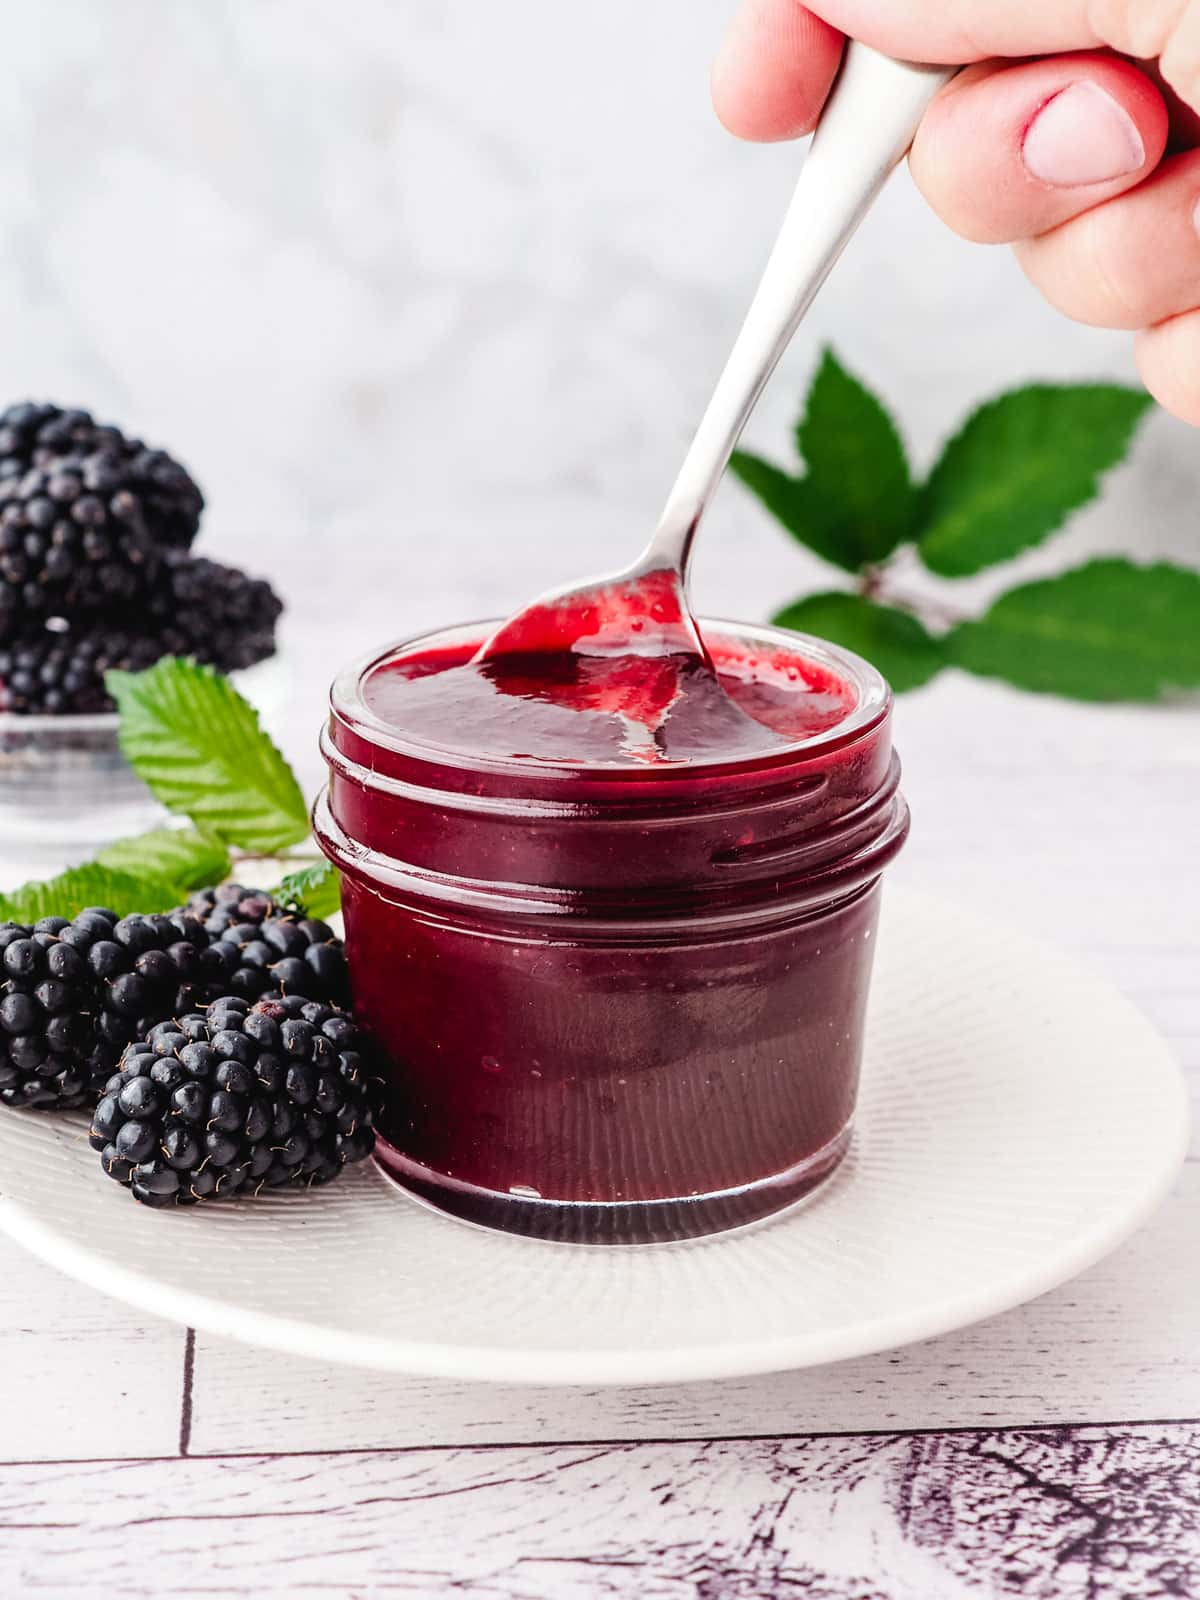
[{"left": 1023, "top": 81, "right": 1145, "bottom": 187}]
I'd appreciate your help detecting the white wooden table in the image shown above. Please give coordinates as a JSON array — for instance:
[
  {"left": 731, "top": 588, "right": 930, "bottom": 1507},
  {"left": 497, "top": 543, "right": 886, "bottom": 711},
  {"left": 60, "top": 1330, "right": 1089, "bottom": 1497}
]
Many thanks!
[{"left": 0, "top": 671, "right": 1196, "bottom": 1598}]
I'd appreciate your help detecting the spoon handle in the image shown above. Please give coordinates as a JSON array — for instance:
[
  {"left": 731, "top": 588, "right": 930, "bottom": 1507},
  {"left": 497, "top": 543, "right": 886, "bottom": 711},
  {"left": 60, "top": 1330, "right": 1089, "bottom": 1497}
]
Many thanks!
[{"left": 645, "top": 44, "right": 956, "bottom": 577}]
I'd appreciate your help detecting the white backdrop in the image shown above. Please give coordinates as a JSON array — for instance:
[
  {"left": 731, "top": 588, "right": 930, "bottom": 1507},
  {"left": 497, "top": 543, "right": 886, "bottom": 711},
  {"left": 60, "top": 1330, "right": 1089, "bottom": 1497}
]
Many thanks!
[
  {"left": 1, "top": 0, "right": 1194, "bottom": 659},
  {"left": 2, "top": 14, "right": 1199, "bottom": 1585}
]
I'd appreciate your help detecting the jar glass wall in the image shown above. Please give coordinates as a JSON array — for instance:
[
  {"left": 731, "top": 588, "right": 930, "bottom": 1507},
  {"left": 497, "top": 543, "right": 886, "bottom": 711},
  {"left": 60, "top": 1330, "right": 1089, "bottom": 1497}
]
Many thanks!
[{"left": 317, "top": 619, "right": 909, "bottom": 1244}]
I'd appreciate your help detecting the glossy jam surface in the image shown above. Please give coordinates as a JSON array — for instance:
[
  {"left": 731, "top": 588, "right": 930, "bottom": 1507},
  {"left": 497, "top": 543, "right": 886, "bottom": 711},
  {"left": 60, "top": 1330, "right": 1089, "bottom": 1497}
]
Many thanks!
[
  {"left": 321, "top": 621, "right": 907, "bottom": 1243},
  {"left": 362, "top": 633, "right": 856, "bottom": 767}
]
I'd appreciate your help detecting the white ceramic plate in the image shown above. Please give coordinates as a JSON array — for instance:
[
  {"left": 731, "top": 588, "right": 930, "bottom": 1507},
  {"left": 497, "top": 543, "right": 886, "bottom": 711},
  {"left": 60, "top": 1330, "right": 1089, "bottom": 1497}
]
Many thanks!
[{"left": 0, "top": 888, "right": 1187, "bottom": 1386}]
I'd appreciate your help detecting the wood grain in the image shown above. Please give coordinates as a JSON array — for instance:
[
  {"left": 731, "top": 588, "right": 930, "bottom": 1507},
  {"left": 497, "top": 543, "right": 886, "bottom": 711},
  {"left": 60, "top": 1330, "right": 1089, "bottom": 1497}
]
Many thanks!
[
  {"left": 0, "top": 1235, "right": 184, "bottom": 1462},
  {"left": 185, "top": 1165, "right": 1200, "bottom": 1456},
  {"left": 0, "top": 1425, "right": 1195, "bottom": 1598}
]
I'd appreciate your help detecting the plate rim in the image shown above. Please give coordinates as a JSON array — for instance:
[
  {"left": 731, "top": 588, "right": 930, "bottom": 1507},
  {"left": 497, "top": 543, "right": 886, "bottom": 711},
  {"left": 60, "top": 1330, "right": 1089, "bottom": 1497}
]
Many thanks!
[{"left": 0, "top": 886, "right": 1189, "bottom": 1386}]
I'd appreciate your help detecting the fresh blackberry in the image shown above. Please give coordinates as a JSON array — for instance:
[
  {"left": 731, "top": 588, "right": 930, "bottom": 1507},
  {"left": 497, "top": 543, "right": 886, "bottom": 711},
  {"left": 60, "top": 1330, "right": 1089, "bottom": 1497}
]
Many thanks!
[
  {"left": 0, "top": 456, "right": 159, "bottom": 623},
  {"left": 145, "top": 553, "right": 282, "bottom": 674},
  {"left": 0, "top": 551, "right": 282, "bottom": 713},
  {"left": 85, "top": 910, "right": 226, "bottom": 1065},
  {"left": 0, "top": 624, "right": 164, "bottom": 714},
  {"left": 91, "top": 993, "right": 377, "bottom": 1206},
  {"left": 176, "top": 884, "right": 349, "bottom": 1008},
  {"left": 0, "top": 885, "right": 347, "bottom": 1111},
  {"left": 0, "top": 918, "right": 102, "bottom": 1108},
  {"left": 0, "top": 907, "right": 220, "bottom": 1109},
  {"left": 0, "top": 413, "right": 205, "bottom": 625},
  {"left": 0, "top": 403, "right": 203, "bottom": 550},
  {"left": 203, "top": 910, "right": 351, "bottom": 1009},
  {"left": 183, "top": 883, "right": 282, "bottom": 938}
]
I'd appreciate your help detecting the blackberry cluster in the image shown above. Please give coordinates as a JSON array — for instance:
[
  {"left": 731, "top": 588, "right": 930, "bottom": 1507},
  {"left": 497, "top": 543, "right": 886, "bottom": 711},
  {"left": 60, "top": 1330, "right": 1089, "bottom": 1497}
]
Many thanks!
[
  {"left": 0, "top": 403, "right": 202, "bottom": 550},
  {"left": 181, "top": 882, "right": 349, "bottom": 1004},
  {"left": 0, "top": 896, "right": 350, "bottom": 1110},
  {"left": 91, "top": 993, "right": 376, "bottom": 1206},
  {"left": 180, "top": 876, "right": 352, "bottom": 998},
  {"left": 0, "top": 628, "right": 165, "bottom": 715},
  {"left": 199, "top": 903, "right": 350, "bottom": 1009},
  {"left": 146, "top": 553, "right": 283, "bottom": 673},
  {"left": 0, "top": 921, "right": 98, "bottom": 1107},
  {"left": 0, "top": 907, "right": 219, "bottom": 1108},
  {"left": 0, "top": 400, "right": 283, "bottom": 706},
  {"left": 0, "top": 555, "right": 282, "bottom": 713},
  {"left": 183, "top": 881, "right": 281, "bottom": 935}
]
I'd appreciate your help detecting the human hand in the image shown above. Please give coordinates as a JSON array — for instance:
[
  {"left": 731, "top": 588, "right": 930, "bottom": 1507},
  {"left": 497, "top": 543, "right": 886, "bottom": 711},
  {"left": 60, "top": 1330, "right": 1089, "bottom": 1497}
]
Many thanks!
[{"left": 712, "top": 1, "right": 1200, "bottom": 423}]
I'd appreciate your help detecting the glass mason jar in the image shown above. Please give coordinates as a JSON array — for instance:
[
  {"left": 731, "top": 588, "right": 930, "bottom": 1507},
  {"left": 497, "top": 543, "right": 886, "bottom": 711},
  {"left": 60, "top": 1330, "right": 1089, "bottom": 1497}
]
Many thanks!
[{"left": 316, "top": 619, "right": 909, "bottom": 1245}]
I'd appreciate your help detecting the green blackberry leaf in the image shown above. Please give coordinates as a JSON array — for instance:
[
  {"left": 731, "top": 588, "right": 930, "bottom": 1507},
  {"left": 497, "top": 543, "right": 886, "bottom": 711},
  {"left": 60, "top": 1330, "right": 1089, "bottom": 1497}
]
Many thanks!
[
  {"left": 731, "top": 351, "right": 914, "bottom": 571},
  {"left": 106, "top": 657, "right": 309, "bottom": 853},
  {"left": 794, "top": 349, "right": 915, "bottom": 564},
  {"left": 274, "top": 859, "right": 341, "bottom": 920},
  {"left": 772, "top": 590, "right": 944, "bottom": 692},
  {"left": 96, "top": 828, "right": 232, "bottom": 897},
  {"left": 919, "top": 384, "right": 1153, "bottom": 577},
  {"left": 0, "top": 864, "right": 178, "bottom": 923},
  {"left": 730, "top": 453, "right": 860, "bottom": 573},
  {"left": 947, "top": 559, "right": 1200, "bottom": 699}
]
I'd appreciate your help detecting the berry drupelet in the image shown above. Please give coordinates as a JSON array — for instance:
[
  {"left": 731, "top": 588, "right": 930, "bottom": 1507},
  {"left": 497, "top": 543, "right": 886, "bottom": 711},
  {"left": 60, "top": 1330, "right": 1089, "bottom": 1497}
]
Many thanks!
[{"left": 91, "top": 993, "right": 377, "bottom": 1206}]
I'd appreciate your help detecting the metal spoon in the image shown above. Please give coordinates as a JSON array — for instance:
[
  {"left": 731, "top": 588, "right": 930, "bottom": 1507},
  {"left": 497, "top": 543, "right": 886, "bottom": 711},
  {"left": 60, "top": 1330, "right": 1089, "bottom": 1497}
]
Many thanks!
[{"left": 477, "top": 43, "right": 956, "bottom": 665}]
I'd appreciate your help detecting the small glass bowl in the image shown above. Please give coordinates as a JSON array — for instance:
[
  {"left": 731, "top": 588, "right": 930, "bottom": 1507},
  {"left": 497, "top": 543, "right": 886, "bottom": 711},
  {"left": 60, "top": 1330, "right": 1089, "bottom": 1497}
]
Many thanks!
[{"left": 0, "top": 650, "right": 289, "bottom": 880}]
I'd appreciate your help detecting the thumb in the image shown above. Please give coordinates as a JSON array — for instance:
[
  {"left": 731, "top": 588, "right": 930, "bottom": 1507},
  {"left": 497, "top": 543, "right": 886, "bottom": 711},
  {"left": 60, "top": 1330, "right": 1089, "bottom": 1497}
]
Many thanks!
[
  {"left": 804, "top": 0, "right": 1200, "bottom": 109},
  {"left": 802, "top": 0, "right": 1101, "bottom": 57},
  {"left": 712, "top": 0, "right": 844, "bottom": 141}
]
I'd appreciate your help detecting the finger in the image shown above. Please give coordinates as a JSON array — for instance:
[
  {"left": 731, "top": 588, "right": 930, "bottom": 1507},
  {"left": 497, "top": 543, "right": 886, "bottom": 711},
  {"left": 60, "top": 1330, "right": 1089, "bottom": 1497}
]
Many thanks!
[
  {"left": 803, "top": 0, "right": 1200, "bottom": 110},
  {"left": 712, "top": 0, "right": 844, "bottom": 142},
  {"left": 910, "top": 55, "right": 1168, "bottom": 245},
  {"left": 1013, "top": 151, "right": 1200, "bottom": 328},
  {"left": 1136, "top": 308, "right": 1200, "bottom": 424}
]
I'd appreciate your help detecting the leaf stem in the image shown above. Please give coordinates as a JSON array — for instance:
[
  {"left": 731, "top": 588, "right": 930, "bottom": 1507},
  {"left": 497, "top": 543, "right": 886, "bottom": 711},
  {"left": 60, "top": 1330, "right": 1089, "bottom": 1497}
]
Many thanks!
[
  {"left": 867, "top": 580, "right": 969, "bottom": 632},
  {"left": 229, "top": 850, "right": 321, "bottom": 867},
  {"left": 859, "top": 566, "right": 885, "bottom": 601}
]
